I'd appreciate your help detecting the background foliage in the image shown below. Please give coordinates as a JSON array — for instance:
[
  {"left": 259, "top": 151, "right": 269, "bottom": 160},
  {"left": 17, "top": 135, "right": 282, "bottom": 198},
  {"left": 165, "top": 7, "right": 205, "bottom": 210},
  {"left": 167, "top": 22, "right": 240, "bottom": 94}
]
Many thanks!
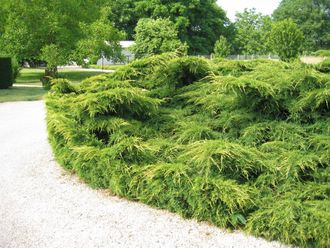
[
  {"left": 0, "top": 0, "right": 104, "bottom": 62},
  {"left": 269, "top": 19, "right": 304, "bottom": 61},
  {"left": 107, "top": 0, "right": 231, "bottom": 55},
  {"left": 213, "top": 36, "right": 232, "bottom": 58},
  {"left": 273, "top": 0, "right": 330, "bottom": 51},
  {"left": 234, "top": 9, "right": 273, "bottom": 55},
  {"left": 74, "top": 7, "right": 125, "bottom": 65},
  {"left": 132, "top": 18, "right": 187, "bottom": 58},
  {"left": 0, "top": 0, "right": 329, "bottom": 65}
]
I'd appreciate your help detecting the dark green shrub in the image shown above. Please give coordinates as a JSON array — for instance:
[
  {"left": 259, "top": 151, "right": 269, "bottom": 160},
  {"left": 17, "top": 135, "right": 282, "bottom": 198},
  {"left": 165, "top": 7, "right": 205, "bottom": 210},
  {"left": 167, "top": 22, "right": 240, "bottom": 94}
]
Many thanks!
[
  {"left": 0, "top": 57, "right": 13, "bottom": 89},
  {"left": 46, "top": 55, "right": 330, "bottom": 247}
]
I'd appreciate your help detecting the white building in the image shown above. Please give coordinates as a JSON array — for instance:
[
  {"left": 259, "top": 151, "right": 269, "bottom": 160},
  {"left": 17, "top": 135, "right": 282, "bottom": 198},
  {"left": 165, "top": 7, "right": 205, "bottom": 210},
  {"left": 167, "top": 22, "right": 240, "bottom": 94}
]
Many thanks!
[{"left": 97, "top": 40, "right": 135, "bottom": 65}]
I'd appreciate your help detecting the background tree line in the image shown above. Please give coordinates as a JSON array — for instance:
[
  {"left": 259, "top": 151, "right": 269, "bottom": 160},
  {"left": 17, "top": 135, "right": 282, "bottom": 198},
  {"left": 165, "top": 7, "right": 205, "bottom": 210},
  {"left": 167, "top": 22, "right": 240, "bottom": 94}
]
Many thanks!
[{"left": 0, "top": 0, "right": 329, "bottom": 72}]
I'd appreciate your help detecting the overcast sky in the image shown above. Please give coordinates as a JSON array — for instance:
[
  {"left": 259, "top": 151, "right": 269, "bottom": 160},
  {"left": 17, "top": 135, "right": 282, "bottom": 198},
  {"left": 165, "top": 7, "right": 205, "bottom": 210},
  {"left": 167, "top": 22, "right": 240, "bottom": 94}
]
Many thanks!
[{"left": 217, "top": 0, "right": 282, "bottom": 21}]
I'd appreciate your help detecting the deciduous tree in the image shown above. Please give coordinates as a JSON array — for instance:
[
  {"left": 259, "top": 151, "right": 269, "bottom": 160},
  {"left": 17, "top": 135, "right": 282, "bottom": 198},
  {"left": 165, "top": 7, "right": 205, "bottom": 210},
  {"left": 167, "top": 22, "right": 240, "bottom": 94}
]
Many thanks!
[
  {"left": 132, "top": 18, "right": 187, "bottom": 58},
  {"left": 273, "top": 0, "right": 330, "bottom": 51},
  {"left": 269, "top": 19, "right": 304, "bottom": 61},
  {"left": 213, "top": 36, "right": 231, "bottom": 58},
  {"left": 0, "top": 0, "right": 107, "bottom": 73},
  {"left": 234, "top": 9, "right": 273, "bottom": 55},
  {"left": 74, "top": 7, "right": 125, "bottom": 66},
  {"left": 107, "top": 0, "right": 231, "bottom": 55}
]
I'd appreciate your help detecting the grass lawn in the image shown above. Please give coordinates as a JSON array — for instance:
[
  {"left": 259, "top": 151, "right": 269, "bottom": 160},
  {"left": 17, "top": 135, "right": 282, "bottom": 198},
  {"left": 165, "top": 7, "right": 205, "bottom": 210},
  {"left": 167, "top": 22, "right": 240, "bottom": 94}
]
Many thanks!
[
  {"left": 15, "top": 68, "right": 44, "bottom": 86},
  {"left": 89, "top": 64, "right": 125, "bottom": 70},
  {"left": 0, "top": 68, "right": 106, "bottom": 103},
  {"left": 0, "top": 87, "right": 46, "bottom": 103},
  {"left": 58, "top": 69, "right": 105, "bottom": 83}
]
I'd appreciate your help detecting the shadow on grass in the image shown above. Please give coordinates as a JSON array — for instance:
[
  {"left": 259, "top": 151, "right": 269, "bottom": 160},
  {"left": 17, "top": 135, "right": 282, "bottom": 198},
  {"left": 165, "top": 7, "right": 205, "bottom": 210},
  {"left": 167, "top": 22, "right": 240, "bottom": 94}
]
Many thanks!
[
  {"left": 16, "top": 69, "right": 44, "bottom": 85},
  {"left": 0, "top": 87, "right": 47, "bottom": 103},
  {"left": 15, "top": 68, "right": 105, "bottom": 86},
  {"left": 0, "top": 69, "right": 107, "bottom": 103},
  {"left": 89, "top": 64, "right": 125, "bottom": 70}
]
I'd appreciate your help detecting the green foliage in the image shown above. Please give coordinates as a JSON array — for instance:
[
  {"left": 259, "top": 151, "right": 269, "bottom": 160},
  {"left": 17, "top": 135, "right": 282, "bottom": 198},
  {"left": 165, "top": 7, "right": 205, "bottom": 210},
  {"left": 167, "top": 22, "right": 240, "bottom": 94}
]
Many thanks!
[
  {"left": 132, "top": 18, "right": 187, "bottom": 59},
  {"left": 273, "top": 0, "right": 330, "bottom": 51},
  {"left": 313, "top": 49, "right": 330, "bottom": 57},
  {"left": 74, "top": 7, "right": 125, "bottom": 65},
  {"left": 269, "top": 19, "right": 304, "bottom": 61},
  {"left": 10, "top": 57, "right": 21, "bottom": 82},
  {"left": 50, "top": 78, "right": 76, "bottom": 94},
  {"left": 234, "top": 9, "right": 273, "bottom": 55},
  {"left": 40, "top": 44, "right": 67, "bottom": 69},
  {"left": 247, "top": 197, "right": 330, "bottom": 247},
  {"left": 0, "top": 0, "right": 113, "bottom": 68},
  {"left": 213, "top": 36, "right": 231, "bottom": 58},
  {"left": 46, "top": 54, "right": 330, "bottom": 247},
  {"left": 106, "top": 0, "right": 231, "bottom": 55},
  {"left": 315, "top": 58, "right": 330, "bottom": 73}
]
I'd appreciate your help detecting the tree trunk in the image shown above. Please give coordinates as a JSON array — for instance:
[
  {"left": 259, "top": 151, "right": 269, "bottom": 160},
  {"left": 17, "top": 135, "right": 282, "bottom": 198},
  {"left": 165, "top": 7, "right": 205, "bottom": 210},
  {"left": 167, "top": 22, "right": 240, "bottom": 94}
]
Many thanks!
[
  {"left": 41, "top": 66, "right": 58, "bottom": 90},
  {"left": 45, "top": 66, "right": 58, "bottom": 78}
]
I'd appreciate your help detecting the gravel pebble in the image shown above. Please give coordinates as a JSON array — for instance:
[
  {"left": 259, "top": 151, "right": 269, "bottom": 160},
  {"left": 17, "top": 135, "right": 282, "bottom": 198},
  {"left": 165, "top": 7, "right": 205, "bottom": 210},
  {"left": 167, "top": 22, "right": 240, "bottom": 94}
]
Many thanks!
[{"left": 0, "top": 101, "right": 288, "bottom": 248}]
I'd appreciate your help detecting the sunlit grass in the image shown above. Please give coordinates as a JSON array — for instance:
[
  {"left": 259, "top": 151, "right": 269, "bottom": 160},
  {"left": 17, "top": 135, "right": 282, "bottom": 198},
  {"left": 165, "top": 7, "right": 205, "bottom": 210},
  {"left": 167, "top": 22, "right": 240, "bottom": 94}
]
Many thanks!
[
  {"left": 0, "top": 68, "right": 107, "bottom": 102},
  {"left": 0, "top": 86, "right": 46, "bottom": 102},
  {"left": 58, "top": 70, "right": 105, "bottom": 83},
  {"left": 89, "top": 64, "right": 125, "bottom": 70}
]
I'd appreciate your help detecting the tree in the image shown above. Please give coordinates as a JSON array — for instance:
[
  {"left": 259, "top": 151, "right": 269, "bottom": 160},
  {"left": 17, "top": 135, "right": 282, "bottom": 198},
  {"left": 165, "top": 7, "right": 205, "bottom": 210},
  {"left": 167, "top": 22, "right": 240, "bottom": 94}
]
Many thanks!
[
  {"left": 40, "top": 44, "right": 66, "bottom": 77},
  {"left": 0, "top": 0, "right": 106, "bottom": 72},
  {"left": 132, "top": 18, "right": 187, "bottom": 58},
  {"left": 273, "top": 0, "right": 330, "bottom": 51},
  {"left": 107, "top": 0, "right": 231, "bottom": 55},
  {"left": 234, "top": 8, "right": 273, "bottom": 55},
  {"left": 213, "top": 36, "right": 231, "bottom": 58},
  {"left": 106, "top": 0, "right": 143, "bottom": 40},
  {"left": 269, "top": 19, "right": 304, "bottom": 61},
  {"left": 74, "top": 7, "right": 125, "bottom": 66}
]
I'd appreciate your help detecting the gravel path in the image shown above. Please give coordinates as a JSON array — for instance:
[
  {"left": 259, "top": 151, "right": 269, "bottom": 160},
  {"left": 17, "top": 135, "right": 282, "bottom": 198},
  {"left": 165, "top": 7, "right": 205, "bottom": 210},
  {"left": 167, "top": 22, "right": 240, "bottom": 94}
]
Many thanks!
[{"left": 0, "top": 101, "right": 287, "bottom": 248}]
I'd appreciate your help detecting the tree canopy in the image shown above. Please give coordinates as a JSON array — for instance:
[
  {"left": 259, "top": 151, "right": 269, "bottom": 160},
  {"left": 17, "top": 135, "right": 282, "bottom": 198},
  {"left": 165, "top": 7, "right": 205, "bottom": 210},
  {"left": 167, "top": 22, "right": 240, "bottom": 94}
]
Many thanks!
[
  {"left": 107, "top": 0, "right": 231, "bottom": 55},
  {"left": 74, "top": 7, "right": 125, "bottom": 65},
  {"left": 269, "top": 19, "right": 304, "bottom": 61},
  {"left": 0, "top": 0, "right": 105, "bottom": 64},
  {"left": 132, "top": 18, "right": 186, "bottom": 58},
  {"left": 234, "top": 9, "right": 273, "bottom": 55},
  {"left": 213, "top": 36, "right": 232, "bottom": 58},
  {"left": 273, "top": 0, "right": 330, "bottom": 51}
]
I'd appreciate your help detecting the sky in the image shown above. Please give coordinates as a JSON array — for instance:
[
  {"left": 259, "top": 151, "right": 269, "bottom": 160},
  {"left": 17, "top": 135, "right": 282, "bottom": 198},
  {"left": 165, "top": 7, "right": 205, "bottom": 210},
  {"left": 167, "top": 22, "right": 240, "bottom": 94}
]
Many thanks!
[{"left": 217, "top": 0, "right": 282, "bottom": 22}]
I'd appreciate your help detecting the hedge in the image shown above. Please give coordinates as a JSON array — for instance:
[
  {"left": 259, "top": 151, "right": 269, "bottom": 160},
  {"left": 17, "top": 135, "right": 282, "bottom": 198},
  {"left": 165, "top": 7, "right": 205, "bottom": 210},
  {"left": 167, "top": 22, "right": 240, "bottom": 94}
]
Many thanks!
[
  {"left": 46, "top": 53, "right": 330, "bottom": 247},
  {"left": 0, "top": 57, "right": 13, "bottom": 89}
]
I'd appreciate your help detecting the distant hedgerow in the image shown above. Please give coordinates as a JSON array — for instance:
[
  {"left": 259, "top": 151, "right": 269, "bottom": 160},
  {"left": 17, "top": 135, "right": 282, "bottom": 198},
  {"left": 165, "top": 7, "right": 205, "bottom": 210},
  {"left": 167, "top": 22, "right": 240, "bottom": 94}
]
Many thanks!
[{"left": 46, "top": 53, "right": 330, "bottom": 247}]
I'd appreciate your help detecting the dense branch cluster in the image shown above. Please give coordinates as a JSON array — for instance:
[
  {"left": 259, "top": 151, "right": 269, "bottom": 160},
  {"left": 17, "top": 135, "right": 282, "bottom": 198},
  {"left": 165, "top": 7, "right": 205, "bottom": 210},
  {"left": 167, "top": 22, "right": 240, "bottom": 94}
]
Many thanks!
[{"left": 46, "top": 53, "right": 329, "bottom": 247}]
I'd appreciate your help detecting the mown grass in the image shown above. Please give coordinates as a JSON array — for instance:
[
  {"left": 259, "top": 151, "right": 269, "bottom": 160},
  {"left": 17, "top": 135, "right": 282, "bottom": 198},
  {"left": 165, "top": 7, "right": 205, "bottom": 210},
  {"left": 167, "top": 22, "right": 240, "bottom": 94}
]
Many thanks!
[
  {"left": 16, "top": 68, "right": 105, "bottom": 84},
  {"left": 15, "top": 68, "right": 44, "bottom": 85},
  {"left": 0, "top": 68, "right": 106, "bottom": 102},
  {"left": 58, "top": 70, "right": 105, "bottom": 83},
  {"left": 89, "top": 64, "right": 125, "bottom": 70},
  {"left": 46, "top": 54, "right": 330, "bottom": 247},
  {"left": 0, "top": 86, "right": 46, "bottom": 103}
]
